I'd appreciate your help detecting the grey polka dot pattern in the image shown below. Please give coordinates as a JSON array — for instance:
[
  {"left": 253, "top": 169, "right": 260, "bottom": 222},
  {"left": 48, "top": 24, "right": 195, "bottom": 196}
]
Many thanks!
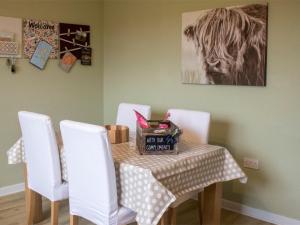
[
  {"left": 7, "top": 138, "right": 25, "bottom": 164},
  {"left": 7, "top": 138, "right": 247, "bottom": 225}
]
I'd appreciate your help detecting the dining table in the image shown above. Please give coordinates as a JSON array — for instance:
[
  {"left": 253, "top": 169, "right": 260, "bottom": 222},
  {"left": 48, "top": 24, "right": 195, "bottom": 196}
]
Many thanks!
[{"left": 7, "top": 134, "right": 247, "bottom": 225}]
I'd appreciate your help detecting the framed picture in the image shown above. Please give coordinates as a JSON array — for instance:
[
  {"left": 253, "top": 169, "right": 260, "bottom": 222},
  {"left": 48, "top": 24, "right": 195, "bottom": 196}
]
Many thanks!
[
  {"left": 59, "top": 23, "right": 90, "bottom": 59},
  {"left": 30, "top": 41, "right": 52, "bottom": 70},
  {"left": 182, "top": 4, "right": 268, "bottom": 86}
]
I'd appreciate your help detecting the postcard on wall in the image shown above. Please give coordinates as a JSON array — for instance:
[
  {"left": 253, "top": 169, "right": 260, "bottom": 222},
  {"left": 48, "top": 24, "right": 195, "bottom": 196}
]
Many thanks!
[
  {"left": 30, "top": 41, "right": 52, "bottom": 70},
  {"left": 182, "top": 4, "right": 268, "bottom": 86},
  {"left": 0, "top": 16, "right": 22, "bottom": 58},
  {"left": 23, "top": 19, "right": 58, "bottom": 59},
  {"left": 81, "top": 47, "right": 92, "bottom": 65},
  {"left": 59, "top": 52, "right": 77, "bottom": 72},
  {"left": 59, "top": 23, "right": 90, "bottom": 59}
]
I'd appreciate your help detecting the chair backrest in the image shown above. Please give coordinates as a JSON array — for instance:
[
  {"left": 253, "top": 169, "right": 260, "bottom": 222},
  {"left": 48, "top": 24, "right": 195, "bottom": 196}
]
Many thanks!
[
  {"left": 116, "top": 103, "right": 151, "bottom": 132},
  {"left": 168, "top": 109, "right": 211, "bottom": 144},
  {"left": 18, "top": 111, "right": 62, "bottom": 200},
  {"left": 60, "top": 120, "right": 118, "bottom": 225}
]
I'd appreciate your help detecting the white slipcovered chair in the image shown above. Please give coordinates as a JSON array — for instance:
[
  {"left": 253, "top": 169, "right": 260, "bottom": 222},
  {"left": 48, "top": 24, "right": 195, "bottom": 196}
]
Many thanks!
[
  {"left": 167, "top": 108, "right": 211, "bottom": 225},
  {"left": 60, "top": 120, "right": 137, "bottom": 225},
  {"left": 18, "top": 111, "right": 68, "bottom": 225},
  {"left": 116, "top": 103, "right": 151, "bottom": 133}
]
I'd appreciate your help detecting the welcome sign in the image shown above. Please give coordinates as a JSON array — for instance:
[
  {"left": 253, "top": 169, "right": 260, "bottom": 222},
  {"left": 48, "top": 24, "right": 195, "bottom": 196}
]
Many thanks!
[{"left": 23, "top": 19, "right": 58, "bottom": 58}]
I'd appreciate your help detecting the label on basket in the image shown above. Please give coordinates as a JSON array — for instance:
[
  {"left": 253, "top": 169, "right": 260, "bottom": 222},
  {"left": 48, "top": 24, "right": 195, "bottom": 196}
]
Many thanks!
[{"left": 145, "top": 135, "right": 175, "bottom": 151}]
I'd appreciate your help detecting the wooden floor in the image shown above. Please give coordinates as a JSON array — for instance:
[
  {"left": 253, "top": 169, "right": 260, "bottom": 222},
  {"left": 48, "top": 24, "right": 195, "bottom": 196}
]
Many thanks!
[{"left": 0, "top": 192, "right": 274, "bottom": 225}]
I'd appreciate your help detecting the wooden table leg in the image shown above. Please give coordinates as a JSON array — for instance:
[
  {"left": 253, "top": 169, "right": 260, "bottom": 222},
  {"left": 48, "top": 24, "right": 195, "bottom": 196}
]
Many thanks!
[
  {"left": 159, "top": 208, "right": 170, "bottom": 225},
  {"left": 168, "top": 207, "right": 176, "bottom": 225},
  {"left": 198, "top": 192, "right": 203, "bottom": 225},
  {"left": 203, "top": 182, "right": 222, "bottom": 225},
  {"left": 24, "top": 165, "right": 43, "bottom": 224}
]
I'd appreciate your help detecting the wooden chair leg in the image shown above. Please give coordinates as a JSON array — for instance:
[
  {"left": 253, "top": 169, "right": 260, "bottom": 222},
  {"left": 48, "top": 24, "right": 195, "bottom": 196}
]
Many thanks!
[
  {"left": 24, "top": 165, "right": 43, "bottom": 224},
  {"left": 168, "top": 207, "right": 176, "bottom": 225},
  {"left": 70, "top": 214, "right": 79, "bottom": 225},
  {"left": 26, "top": 189, "right": 35, "bottom": 225},
  {"left": 198, "top": 192, "right": 203, "bottom": 225},
  {"left": 51, "top": 201, "right": 60, "bottom": 225},
  {"left": 33, "top": 194, "right": 43, "bottom": 223},
  {"left": 24, "top": 166, "right": 30, "bottom": 224}
]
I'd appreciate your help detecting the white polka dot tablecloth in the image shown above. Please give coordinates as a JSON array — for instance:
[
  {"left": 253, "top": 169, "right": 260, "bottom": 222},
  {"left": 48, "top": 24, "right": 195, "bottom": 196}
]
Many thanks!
[{"left": 7, "top": 138, "right": 247, "bottom": 225}]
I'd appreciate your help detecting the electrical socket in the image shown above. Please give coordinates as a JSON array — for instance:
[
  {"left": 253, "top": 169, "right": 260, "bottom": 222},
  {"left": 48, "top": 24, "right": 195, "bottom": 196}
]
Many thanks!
[{"left": 243, "top": 157, "right": 259, "bottom": 170}]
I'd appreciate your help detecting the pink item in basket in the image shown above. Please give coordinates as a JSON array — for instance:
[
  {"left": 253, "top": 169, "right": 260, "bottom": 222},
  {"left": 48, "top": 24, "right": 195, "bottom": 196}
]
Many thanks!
[
  {"left": 134, "top": 110, "right": 150, "bottom": 128},
  {"left": 159, "top": 123, "right": 169, "bottom": 129}
]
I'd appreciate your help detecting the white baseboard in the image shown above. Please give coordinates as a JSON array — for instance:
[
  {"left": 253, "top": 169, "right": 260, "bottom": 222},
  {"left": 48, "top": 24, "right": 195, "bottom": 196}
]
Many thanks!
[
  {"left": 0, "top": 183, "right": 25, "bottom": 197},
  {"left": 222, "top": 199, "right": 300, "bottom": 225}
]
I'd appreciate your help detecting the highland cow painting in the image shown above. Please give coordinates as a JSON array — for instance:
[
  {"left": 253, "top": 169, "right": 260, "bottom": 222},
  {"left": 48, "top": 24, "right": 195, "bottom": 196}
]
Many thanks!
[{"left": 182, "top": 4, "right": 268, "bottom": 86}]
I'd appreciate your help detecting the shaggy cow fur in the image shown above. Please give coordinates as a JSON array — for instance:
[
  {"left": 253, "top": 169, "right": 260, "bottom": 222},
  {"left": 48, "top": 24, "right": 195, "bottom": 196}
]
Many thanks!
[{"left": 184, "top": 4, "right": 267, "bottom": 85}]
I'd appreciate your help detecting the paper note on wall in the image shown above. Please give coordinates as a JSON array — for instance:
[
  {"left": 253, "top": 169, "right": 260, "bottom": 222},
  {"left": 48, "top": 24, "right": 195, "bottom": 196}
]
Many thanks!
[{"left": 30, "top": 41, "right": 53, "bottom": 70}]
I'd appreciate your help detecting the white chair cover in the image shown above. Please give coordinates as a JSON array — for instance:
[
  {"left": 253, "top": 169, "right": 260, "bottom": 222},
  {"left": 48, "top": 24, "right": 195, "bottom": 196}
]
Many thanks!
[
  {"left": 18, "top": 111, "right": 68, "bottom": 201},
  {"left": 168, "top": 109, "right": 211, "bottom": 144},
  {"left": 167, "top": 109, "right": 211, "bottom": 207},
  {"left": 116, "top": 103, "right": 151, "bottom": 132},
  {"left": 60, "top": 120, "right": 136, "bottom": 225}
]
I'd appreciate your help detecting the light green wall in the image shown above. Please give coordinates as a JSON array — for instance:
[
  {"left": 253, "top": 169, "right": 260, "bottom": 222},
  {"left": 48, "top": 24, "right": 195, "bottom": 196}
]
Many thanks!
[
  {"left": 0, "top": 1, "right": 103, "bottom": 187},
  {"left": 1, "top": 0, "right": 299, "bottom": 220},
  {"left": 103, "top": 0, "right": 300, "bottom": 220}
]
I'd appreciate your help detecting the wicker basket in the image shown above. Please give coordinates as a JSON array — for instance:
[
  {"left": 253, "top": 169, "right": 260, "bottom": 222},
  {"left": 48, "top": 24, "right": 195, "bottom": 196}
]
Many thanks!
[{"left": 136, "top": 120, "right": 181, "bottom": 155}]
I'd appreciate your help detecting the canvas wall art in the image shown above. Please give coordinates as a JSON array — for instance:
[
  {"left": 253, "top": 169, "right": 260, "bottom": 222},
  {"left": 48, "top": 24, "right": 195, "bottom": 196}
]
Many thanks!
[
  {"left": 0, "top": 16, "right": 22, "bottom": 58},
  {"left": 59, "top": 23, "right": 90, "bottom": 60},
  {"left": 182, "top": 4, "right": 268, "bottom": 86},
  {"left": 23, "top": 19, "right": 58, "bottom": 59}
]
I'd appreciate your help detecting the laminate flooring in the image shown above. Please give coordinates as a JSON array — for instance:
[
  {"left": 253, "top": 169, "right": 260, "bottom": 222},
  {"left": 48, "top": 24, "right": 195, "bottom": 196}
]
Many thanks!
[{"left": 0, "top": 192, "right": 274, "bottom": 225}]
